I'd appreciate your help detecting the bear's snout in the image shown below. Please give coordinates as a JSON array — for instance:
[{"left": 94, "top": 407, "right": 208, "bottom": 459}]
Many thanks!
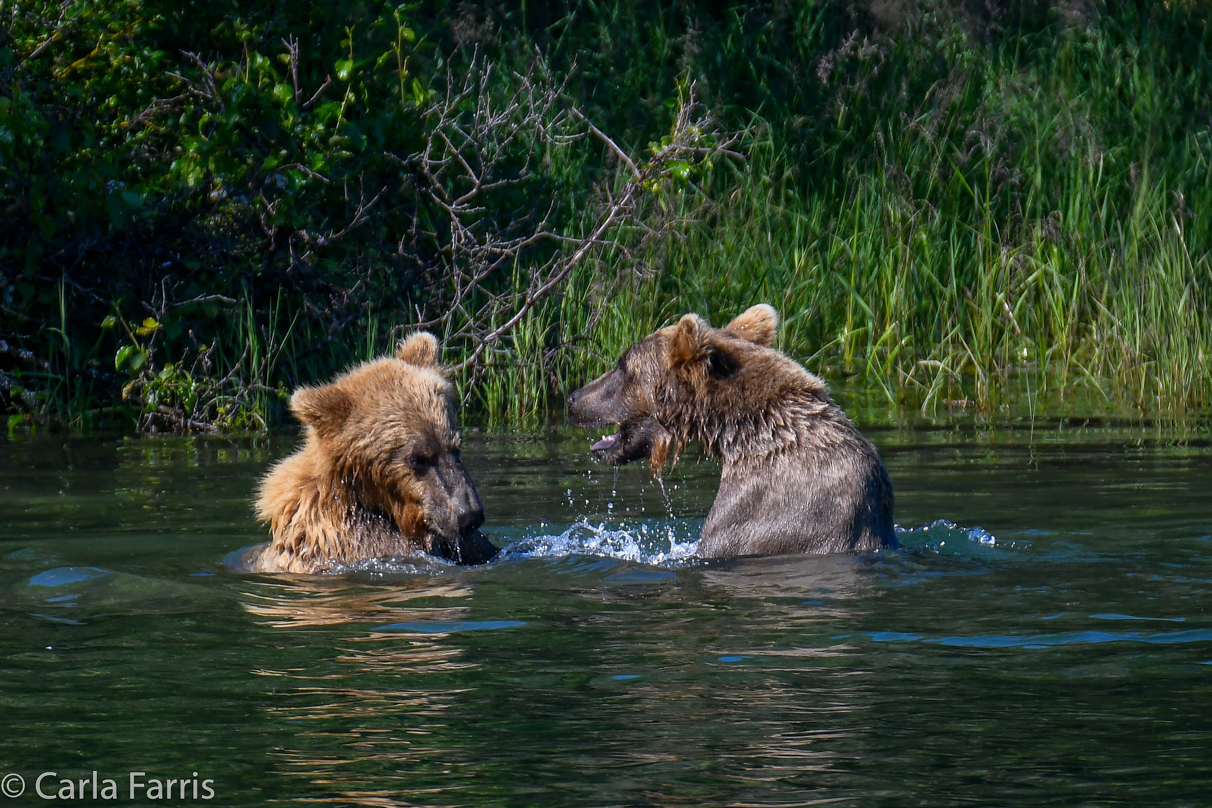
[
  {"left": 431, "top": 455, "right": 485, "bottom": 538},
  {"left": 567, "top": 369, "right": 627, "bottom": 429},
  {"left": 566, "top": 386, "right": 596, "bottom": 426},
  {"left": 457, "top": 495, "right": 485, "bottom": 534},
  {"left": 565, "top": 387, "right": 584, "bottom": 413}
]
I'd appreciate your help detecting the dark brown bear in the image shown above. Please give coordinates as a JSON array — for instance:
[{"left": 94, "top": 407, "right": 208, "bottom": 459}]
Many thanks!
[
  {"left": 248, "top": 332, "right": 497, "bottom": 573},
  {"left": 567, "top": 305, "right": 896, "bottom": 557}
]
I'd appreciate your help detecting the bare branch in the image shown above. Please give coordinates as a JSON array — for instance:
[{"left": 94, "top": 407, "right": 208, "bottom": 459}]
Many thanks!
[
  {"left": 395, "top": 63, "right": 749, "bottom": 403},
  {"left": 571, "top": 107, "right": 640, "bottom": 180}
]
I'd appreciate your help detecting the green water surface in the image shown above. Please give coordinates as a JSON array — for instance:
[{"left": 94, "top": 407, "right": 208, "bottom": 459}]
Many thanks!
[{"left": 2, "top": 421, "right": 1211, "bottom": 806}]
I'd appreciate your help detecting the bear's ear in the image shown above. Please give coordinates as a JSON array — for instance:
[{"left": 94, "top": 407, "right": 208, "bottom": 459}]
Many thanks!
[
  {"left": 722, "top": 304, "right": 778, "bottom": 346},
  {"left": 396, "top": 331, "right": 439, "bottom": 367},
  {"left": 668, "top": 314, "right": 712, "bottom": 370},
  {"left": 670, "top": 313, "right": 740, "bottom": 380},
  {"left": 290, "top": 384, "right": 353, "bottom": 438}
]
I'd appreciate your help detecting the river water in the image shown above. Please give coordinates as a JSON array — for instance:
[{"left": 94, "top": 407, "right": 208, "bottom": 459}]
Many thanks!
[{"left": 1, "top": 420, "right": 1210, "bottom": 806}]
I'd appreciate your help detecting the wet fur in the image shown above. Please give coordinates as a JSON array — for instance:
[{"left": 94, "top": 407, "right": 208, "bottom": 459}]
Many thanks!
[
  {"left": 568, "top": 305, "right": 896, "bottom": 557},
  {"left": 248, "top": 332, "right": 496, "bottom": 573}
]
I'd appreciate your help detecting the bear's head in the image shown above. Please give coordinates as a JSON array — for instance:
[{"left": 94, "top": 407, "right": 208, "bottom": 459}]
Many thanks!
[
  {"left": 567, "top": 304, "right": 784, "bottom": 469},
  {"left": 289, "top": 332, "right": 488, "bottom": 561}
]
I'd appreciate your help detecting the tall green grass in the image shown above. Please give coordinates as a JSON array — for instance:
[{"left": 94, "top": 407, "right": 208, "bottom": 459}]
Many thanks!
[{"left": 453, "top": 6, "right": 1212, "bottom": 427}]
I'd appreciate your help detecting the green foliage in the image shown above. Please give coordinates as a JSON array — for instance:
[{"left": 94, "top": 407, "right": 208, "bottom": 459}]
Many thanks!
[
  {"left": 3, "top": 0, "right": 1212, "bottom": 430},
  {"left": 1, "top": 0, "right": 561, "bottom": 429}
]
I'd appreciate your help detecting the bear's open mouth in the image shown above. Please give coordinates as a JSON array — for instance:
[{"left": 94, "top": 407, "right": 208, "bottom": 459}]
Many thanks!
[
  {"left": 590, "top": 432, "right": 621, "bottom": 453},
  {"left": 587, "top": 419, "right": 662, "bottom": 466}
]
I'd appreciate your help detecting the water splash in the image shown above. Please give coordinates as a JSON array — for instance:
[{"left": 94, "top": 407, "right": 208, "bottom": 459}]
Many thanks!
[
  {"left": 897, "top": 519, "right": 1024, "bottom": 555},
  {"left": 655, "top": 476, "right": 676, "bottom": 520},
  {"left": 232, "top": 519, "right": 1013, "bottom": 577},
  {"left": 497, "top": 518, "right": 701, "bottom": 567}
]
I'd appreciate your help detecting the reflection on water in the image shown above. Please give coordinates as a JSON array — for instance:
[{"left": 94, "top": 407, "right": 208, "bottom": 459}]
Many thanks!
[
  {"left": 868, "top": 626, "right": 1212, "bottom": 647},
  {"left": 240, "top": 577, "right": 476, "bottom": 629},
  {"left": 1, "top": 421, "right": 1211, "bottom": 806},
  {"left": 239, "top": 553, "right": 883, "bottom": 807}
]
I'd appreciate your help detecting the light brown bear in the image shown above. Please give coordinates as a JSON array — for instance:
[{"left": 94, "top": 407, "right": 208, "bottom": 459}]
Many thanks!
[
  {"left": 567, "top": 305, "right": 896, "bottom": 557},
  {"left": 247, "top": 332, "right": 497, "bottom": 573}
]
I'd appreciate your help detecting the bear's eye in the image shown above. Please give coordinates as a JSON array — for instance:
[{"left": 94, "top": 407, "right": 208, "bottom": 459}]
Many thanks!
[{"left": 407, "top": 453, "right": 435, "bottom": 474}]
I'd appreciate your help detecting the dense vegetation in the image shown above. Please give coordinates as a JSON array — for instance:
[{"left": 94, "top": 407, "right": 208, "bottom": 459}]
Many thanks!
[{"left": 3, "top": 0, "right": 1211, "bottom": 431}]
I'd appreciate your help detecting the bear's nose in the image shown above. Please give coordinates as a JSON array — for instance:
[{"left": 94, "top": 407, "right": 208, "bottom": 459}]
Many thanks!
[
  {"left": 459, "top": 502, "right": 485, "bottom": 533},
  {"left": 566, "top": 389, "right": 581, "bottom": 409}
]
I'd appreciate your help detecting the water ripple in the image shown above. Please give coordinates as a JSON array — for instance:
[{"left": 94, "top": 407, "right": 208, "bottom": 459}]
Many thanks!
[
  {"left": 373, "top": 620, "right": 526, "bottom": 634},
  {"left": 868, "top": 628, "right": 1212, "bottom": 648}
]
